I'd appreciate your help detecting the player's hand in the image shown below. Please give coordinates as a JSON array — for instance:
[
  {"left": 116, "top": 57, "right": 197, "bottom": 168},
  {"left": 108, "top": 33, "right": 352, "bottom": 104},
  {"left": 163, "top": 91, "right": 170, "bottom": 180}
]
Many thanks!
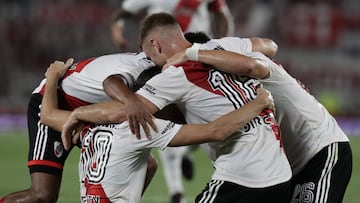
[
  {"left": 125, "top": 94, "right": 157, "bottom": 140},
  {"left": 45, "top": 58, "right": 74, "bottom": 80},
  {"left": 163, "top": 50, "right": 187, "bottom": 71},
  {"left": 255, "top": 85, "right": 275, "bottom": 111},
  {"left": 111, "top": 23, "right": 128, "bottom": 48},
  {"left": 61, "top": 111, "right": 83, "bottom": 151}
]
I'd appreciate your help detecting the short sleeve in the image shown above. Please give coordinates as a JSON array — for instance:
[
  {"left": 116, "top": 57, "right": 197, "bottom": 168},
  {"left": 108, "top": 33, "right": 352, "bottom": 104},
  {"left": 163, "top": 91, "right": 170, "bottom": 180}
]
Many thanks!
[
  {"left": 134, "top": 118, "right": 182, "bottom": 150},
  {"left": 136, "top": 66, "right": 188, "bottom": 110},
  {"left": 203, "top": 37, "right": 252, "bottom": 54}
]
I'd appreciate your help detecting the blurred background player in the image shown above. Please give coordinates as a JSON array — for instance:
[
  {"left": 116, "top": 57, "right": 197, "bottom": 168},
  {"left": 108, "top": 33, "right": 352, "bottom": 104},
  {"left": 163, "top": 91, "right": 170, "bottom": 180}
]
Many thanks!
[
  {"left": 111, "top": 0, "right": 234, "bottom": 49},
  {"left": 110, "top": 1, "right": 235, "bottom": 202}
]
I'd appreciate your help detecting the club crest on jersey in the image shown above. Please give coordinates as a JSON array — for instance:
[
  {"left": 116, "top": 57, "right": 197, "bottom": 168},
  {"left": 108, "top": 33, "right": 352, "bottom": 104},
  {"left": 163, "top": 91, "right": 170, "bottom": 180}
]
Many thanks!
[{"left": 54, "top": 141, "right": 64, "bottom": 158}]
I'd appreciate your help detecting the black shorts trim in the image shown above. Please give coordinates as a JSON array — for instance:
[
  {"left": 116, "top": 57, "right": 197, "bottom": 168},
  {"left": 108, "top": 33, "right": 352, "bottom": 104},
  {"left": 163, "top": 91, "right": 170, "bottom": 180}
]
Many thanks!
[
  {"left": 290, "top": 142, "right": 352, "bottom": 203},
  {"left": 27, "top": 93, "right": 71, "bottom": 176},
  {"left": 195, "top": 179, "right": 290, "bottom": 203}
]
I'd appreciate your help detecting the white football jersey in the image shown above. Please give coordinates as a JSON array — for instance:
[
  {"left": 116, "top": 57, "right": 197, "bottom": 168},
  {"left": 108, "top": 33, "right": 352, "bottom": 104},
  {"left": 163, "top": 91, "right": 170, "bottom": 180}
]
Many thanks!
[
  {"left": 257, "top": 54, "right": 349, "bottom": 175},
  {"left": 122, "top": 0, "right": 225, "bottom": 35},
  {"left": 137, "top": 60, "right": 291, "bottom": 187},
  {"left": 79, "top": 119, "right": 181, "bottom": 203},
  {"left": 33, "top": 52, "right": 154, "bottom": 110},
  {"left": 202, "top": 38, "right": 349, "bottom": 175}
]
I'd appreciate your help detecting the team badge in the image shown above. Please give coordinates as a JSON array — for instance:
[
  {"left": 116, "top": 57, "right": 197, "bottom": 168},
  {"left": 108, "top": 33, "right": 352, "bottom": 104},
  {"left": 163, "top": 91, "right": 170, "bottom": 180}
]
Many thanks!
[{"left": 54, "top": 141, "right": 64, "bottom": 158}]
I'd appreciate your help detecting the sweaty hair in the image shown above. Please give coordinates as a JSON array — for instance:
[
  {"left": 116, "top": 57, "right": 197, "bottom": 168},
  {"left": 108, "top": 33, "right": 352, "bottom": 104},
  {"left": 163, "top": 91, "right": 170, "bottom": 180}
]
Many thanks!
[{"left": 139, "top": 12, "right": 178, "bottom": 47}]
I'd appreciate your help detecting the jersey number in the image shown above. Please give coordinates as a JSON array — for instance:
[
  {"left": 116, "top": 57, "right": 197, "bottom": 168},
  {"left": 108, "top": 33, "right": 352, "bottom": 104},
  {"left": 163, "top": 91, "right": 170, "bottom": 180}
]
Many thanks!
[
  {"left": 291, "top": 182, "right": 315, "bottom": 203},
  {"left": 208, "top": 69, "right": 257, "bottom": 109},
  {"left": 80, "top": 129, "right": 112, "bottom": 183}
]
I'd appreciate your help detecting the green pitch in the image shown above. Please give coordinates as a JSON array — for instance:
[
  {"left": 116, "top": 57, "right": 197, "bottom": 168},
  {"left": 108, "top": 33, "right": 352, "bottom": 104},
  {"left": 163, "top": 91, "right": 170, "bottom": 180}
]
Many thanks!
[{"left": 0, "top": 132, "right": 359, "bottom": 203}]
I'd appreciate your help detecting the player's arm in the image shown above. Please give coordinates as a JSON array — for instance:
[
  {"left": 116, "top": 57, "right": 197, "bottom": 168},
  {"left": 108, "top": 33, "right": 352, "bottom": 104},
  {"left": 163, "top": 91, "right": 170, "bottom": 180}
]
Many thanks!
[
  {"left": 40, "top": 59, "right": 74, "bottom": 132},
  {"left": 165, "top": 48, "right": 270, "bottom": 79},
  {"left": 61, "top": 92, "right": 160, "bottom": 149},
  {"left": 196, "top": 49, "right": 270, "bottom": 79},
  {"left": 103, "top": 74, "right": 158, "bottom": 139},
  {"left": 250, "top": 37, "right": 278, "bottom": 58},
  {"left": 169, "top": 86, "right": 274, "bottom": 146}
]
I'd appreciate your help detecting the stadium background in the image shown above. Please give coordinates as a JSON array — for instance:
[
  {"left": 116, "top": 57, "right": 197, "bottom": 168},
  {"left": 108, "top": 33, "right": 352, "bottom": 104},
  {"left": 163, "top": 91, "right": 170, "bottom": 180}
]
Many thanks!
[{"left": 0, "top": 0, "right": 359, "bottom": 202}]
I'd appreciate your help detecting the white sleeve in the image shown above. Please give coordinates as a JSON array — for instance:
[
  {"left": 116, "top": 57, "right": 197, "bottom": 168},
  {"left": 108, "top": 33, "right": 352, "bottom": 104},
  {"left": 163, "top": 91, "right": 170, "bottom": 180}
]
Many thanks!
[
  {"left": 122, "top": 0, "right": 150, "bottom": 14},
  {"left": 206, "top": 37, "right": 252, "bottom": 54},
  {"left": 136, "top": 66, "right": 188, "bottom": 110},
  {"left": 134, "top": 119, "right": 182, "bottom": 150},
  {"left": 245, "top": 52, "right": 289, "bottom": 85}
]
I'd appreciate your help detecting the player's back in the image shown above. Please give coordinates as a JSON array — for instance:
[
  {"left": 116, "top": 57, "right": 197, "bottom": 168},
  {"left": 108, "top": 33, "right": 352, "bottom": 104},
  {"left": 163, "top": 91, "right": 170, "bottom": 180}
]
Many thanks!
[
  {"left": 137, "top": 61, "right": 292, "bottom": 188},
  {"left": 33, "top": 52, "right": 154, "bottom": 110},
  {"left": 257, "top": 54, "right": 349, "bottom": 174},
  {"left": 79, "top": 118, "right": 181, "bottom": 202}
]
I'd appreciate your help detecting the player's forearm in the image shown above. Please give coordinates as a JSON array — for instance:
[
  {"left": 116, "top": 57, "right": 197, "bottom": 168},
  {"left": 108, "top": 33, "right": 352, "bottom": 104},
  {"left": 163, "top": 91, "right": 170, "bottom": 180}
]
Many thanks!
[
  {"left": 170, "top": 92, "right": 270, "bottom": 146},
  {"left": 197, "top": 50, "right": 269, "bottom": 78},
  {"left": 40, "top": 78, "right": 71, "bottom": 132},
  {"left": 250, "top": 37, "right": 278, "bottom": 57},
  {"left": 207, "top": 96, "right": 268, "bottom": 141},
  {"left": 103, "top": 74, "right": 133, "bottom": 104},
  {"left": 72, "top": 100, "right": 127, "bottom": 124}
]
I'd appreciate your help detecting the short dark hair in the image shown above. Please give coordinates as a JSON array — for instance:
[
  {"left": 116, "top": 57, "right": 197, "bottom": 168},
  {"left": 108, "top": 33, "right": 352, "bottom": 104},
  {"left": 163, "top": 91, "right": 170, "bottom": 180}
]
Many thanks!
[
  {"left": 139, "top": 12, "right": 178, "bottom": 46},
  {"left": 184, "top": 32, "right": 211, "bottom": 44}
]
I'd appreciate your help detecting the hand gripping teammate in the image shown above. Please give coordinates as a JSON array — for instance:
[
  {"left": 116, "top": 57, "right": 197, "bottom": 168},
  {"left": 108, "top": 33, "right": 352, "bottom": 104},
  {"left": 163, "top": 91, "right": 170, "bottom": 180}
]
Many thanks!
[
  {"left": 167, "top": 32, "right": 353, "bottom": 203},
  {"left": 0, "top": 52, "right": 158, "bottom": 203},
  {"left": 39, "top": 59, "right": 275, "bottom": 203},
  {"left": 114, "top": 12, "right": 292, "bottom": 202},
  {"left": 111, "top": 2, "right": 234, "bottom": 202}
]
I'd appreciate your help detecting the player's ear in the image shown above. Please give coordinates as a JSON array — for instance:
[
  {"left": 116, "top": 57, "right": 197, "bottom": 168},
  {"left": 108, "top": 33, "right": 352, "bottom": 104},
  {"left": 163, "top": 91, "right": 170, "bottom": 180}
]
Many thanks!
[{"left": 151, "top": 39, "right": 161, "bottom": 54}]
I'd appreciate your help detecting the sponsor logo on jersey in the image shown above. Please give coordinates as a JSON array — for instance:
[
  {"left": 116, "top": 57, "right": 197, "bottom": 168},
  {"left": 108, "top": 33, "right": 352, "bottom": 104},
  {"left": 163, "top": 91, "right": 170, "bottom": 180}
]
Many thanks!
[
  {"left": 81, "top": 195, "right": 100, "bottom": 203},
  {"left": 54, "top": 141, "right": 64, "bottom": 158},
  {"left": 142, "top": 84, "right": 156, "bottom": 95},
  {"left": 243, "top": 114, "right": 275, "bottom": 132},
  {"left": 161, "top": 122, "right": 176, "bottom": 135}
]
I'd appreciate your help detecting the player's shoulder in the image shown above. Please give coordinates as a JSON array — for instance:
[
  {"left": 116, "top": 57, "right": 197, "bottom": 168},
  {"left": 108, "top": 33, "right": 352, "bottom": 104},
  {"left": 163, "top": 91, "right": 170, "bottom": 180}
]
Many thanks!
[
  {"left": 96, "top": 52, "right": 154, "bottom": 66},
  {"left": 199, "top": 37, "right": 240, "bottom": 50}
]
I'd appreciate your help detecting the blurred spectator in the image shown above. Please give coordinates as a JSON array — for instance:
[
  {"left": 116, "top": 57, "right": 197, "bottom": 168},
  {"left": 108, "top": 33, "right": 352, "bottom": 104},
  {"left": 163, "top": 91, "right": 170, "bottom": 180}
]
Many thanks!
[{"left": 110, "top": 0, "right": 234, "bottom": 50}]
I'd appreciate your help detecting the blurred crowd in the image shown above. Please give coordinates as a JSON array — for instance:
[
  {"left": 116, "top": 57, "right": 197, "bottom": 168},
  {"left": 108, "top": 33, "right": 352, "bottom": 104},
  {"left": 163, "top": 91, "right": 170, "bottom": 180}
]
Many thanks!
[{"left": 0, "top": 0, "right": 359, "bottom": 116}]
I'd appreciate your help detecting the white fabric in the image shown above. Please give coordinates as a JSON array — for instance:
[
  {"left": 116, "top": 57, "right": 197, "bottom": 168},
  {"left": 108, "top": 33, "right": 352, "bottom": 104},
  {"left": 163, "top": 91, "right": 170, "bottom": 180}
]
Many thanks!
[
  {"left": 205, "top": 37, "right": 349, "bottom": 175},
  {"left": 137, "top": 59, "right": 292, "bottom": 188},
  {"left": 79, "top": 119, "right": 182, "bottom": 203},
  {"left": 257, "top": 54, "right": 349, "bottom": 174},
  {"left": 33, "top": 52, "right": 154, "bottom": 107}
]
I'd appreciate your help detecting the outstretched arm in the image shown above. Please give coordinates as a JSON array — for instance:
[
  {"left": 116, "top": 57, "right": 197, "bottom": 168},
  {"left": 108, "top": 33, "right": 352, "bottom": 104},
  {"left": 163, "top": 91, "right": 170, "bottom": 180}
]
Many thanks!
[
  {"left": 165, "top": 48, "right": 270, "bottom": 79},
  {"left": 250, "top": 37, "right": 278, "bottom": 57},
  {"left": 196, "top": 49, "right": 270, "bottom": 79},
  {"left": 169, "top": 86, "right": 274, "bottom": 146}
]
